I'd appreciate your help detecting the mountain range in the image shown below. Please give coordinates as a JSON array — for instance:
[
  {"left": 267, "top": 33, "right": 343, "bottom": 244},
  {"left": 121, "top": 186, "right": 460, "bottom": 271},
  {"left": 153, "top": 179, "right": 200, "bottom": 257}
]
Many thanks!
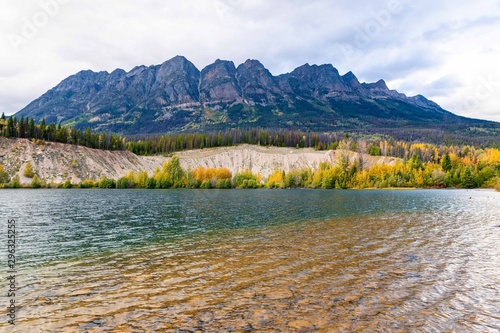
[{"left": 15, "top": 55, "right": 496, "bottom": 138}]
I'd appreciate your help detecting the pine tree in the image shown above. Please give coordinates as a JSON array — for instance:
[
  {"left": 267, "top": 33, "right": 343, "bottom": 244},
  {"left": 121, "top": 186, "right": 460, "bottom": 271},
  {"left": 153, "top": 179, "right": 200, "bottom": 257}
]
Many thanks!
[
  {"left": 27, "top": 118, "right": 35, "bottom": 139},
  {"left": 31, "top": 175, "right": 42, "bottom": 188},
  {"left": 410, "top": 153, "right": 423, "bottom": 170},
  {"left": 462, "top": 167, "right": 476, "bottom": 189},
  {"left": 19, "top": 116, "right": 25, "bottom": 138},
  {"left": 167, "top": 155, "right": 185, "bottom": 188},
  {"left": 5, "top": 117, "right": 14, "bottom": 138},
  {"left": 12, "top": 117, "right": 18, "bottom": 137},
  {"left": 39, "top": 119, "right": 47, "bottom": 140},
  {"left": 441, "top": 153, "right": 452, "bottom": 172},
  {"left": 10, "top": 175, "right": 21, "bottom": 188}
]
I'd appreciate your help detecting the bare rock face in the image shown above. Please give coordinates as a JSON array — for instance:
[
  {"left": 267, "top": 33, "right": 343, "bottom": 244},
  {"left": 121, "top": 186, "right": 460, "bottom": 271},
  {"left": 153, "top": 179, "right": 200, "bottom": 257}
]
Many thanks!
[
  {"left": 341, "top": 71, "right": 362, "bottom": 90},
  {"left": 236, "top": 59, "right": 282, "bottom": 103},
  {"left": 282, "top": 63, "right": 348, "bottom": 98},
  {"left": 200, "top": 59, "right": 241, "bottom": 103},
  {"left": 149, "top": 56, "right": 201, "bottom": 105},
  {"left": 15, "top": 55, "right": 460, "bottom": 135}
]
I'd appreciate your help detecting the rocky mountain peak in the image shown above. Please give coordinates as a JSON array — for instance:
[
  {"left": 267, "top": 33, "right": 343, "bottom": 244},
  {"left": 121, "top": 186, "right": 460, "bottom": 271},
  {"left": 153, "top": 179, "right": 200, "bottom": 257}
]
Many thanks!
[
  {"left": 240, "top": 59, "right": 266, "bottom": 69},
  {"left": 156, "top": 56, "right": 199, "bottom": 77},
  {"left": 127, "top": 65, "right": 148, "bottom": 77},
  {"left": 363, "top": 79, "right": 389, "bottom": 91},
  {"left": 151, "top": 56, "right": 201, "bottom": 105},
  {"left": 200, "top": 59, "right": 241, "bottom": 103},
  {"left": 15, "top": 56, "right": 455, "bottom": 135},
  {"left": 286, "top": 63, "right": 346, "bottom": 97},
  {"left": 236, "top": 59, "right": 281, "bottom": 102},
  {"left": 341, "top": 71, "right": 361, "bottom": 89}
]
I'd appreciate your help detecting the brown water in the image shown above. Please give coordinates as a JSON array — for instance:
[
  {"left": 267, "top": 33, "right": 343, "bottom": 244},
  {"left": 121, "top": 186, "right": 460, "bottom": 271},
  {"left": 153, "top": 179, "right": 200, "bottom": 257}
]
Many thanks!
[{"left": 1, "top": 189, "right": 499, "bottom": 332}]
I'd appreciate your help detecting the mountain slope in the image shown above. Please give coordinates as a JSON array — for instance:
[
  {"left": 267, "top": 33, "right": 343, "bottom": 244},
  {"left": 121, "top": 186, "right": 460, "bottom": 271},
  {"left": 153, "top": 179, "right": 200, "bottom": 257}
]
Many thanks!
[{"left": 16, "top": 56, "right": 493, "bottom": 135}]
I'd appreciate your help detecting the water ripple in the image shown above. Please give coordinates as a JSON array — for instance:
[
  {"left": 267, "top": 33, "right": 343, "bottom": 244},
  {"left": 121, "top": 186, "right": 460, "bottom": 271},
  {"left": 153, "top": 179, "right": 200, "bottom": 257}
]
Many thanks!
[{"left": 0, "top": 189, "right": 499, "bottom": 332}]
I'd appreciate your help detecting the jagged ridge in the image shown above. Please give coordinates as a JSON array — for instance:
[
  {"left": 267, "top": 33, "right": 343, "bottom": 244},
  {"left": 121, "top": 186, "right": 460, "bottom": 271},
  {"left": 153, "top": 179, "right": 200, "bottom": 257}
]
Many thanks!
[{"left": 16, "top": 55, "right": 472, "bottom": 135}]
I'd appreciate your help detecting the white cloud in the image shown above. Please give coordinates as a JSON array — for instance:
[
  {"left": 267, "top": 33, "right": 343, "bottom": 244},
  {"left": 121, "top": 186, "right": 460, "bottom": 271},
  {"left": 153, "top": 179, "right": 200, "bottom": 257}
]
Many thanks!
[{"left": 0, "top": 0, "right": 499, "bottom": 121}]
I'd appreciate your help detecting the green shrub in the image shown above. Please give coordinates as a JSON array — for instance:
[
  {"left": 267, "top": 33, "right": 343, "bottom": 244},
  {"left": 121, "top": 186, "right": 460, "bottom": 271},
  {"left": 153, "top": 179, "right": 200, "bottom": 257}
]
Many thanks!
[
  {"left": 200, "top": 180, "right": 212, "bottom": 189},
  {"left": 368, "top": 145, "right": 382, "bottom": 156},
  {"left": 23, "top": 162, "right": 35, "bottom": 178},
  {"left": 146, "top": 177, "right": 156, "bottom": 189},
  {"left": 10, "top": 175, "right": 21, "bottom": 188},
  {"left": 233, "top": 170, "right": 258, "bottom": 188},
  {"left": 116, "top": 177, "right": 133, "bottom": 189},
  {"left": 0, "top": 169, "right": 10, "bottom": 183},
  {"left": 99, "top": 177, "right": 116, "bottom": 189},
  {"left": 79, "top": 179, "right": 95, "bottom": 188},
  {"left": 216, "top": 179, "right": 231, "bottom": 189},
  {"left": 31, "top": 176, "right": 42, "bottom": 188},
  {"left": 155, "top": 178, "right": 171, "bottom": 189}
]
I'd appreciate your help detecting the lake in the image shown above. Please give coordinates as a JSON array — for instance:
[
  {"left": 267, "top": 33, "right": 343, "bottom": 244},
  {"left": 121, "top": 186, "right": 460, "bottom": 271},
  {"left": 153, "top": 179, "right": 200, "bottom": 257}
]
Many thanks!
[{"left": 1, "top": 189, "right": 499, "bottom": 332}]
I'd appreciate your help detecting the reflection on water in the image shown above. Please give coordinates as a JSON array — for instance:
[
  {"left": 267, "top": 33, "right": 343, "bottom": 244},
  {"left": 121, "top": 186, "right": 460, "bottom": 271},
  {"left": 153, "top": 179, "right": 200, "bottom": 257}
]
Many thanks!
[{"left": 1, "top": 189, "right": 499, "bottom": 332}]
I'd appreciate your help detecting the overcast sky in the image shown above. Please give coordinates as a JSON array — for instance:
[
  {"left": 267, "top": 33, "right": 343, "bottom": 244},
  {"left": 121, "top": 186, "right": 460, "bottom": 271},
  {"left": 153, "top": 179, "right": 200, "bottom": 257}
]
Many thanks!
[{"left": 1, "top": 0, "right": 499, "bottom": 121}]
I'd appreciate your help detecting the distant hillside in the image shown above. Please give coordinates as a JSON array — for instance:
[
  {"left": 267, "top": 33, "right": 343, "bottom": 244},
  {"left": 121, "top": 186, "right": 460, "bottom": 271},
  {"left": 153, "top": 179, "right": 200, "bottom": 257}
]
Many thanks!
[{"left": 15, "top": 56, "right": 499, "bottom": 138}]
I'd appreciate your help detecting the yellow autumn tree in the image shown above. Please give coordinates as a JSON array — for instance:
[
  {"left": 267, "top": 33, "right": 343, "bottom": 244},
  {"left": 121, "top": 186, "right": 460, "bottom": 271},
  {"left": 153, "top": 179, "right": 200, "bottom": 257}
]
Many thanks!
[
  {"left": 23, "top": 162, "right": 35, "bottom": 178},
  {"left": 267, "top": 169, "right": 284, "bottom": 188},
  {"left": 190, "top": 166, "right": 232, "bottom": 188},
  {"left": 481, "top": 148, "right": 500, "bottom": 166}
]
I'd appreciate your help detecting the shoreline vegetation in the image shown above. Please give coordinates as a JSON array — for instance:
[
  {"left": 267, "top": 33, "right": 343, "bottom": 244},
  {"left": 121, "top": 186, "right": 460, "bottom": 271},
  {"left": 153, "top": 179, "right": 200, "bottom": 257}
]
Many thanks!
[
  {"left": 1, "top": 116, "right": 500, "bottom": 191},
  {"left": 2, "top": 147, "right": 500, "bottom": 191}
]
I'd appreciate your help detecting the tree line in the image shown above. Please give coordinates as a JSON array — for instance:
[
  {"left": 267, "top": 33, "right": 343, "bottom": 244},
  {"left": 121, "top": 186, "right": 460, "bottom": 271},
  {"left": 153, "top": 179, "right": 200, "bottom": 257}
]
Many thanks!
[
  {"left": 0, "top": 114, "right": 347, "bottom": 153},
  {"left": 0, "top": 114, "right": 125, "bottom": 150}
]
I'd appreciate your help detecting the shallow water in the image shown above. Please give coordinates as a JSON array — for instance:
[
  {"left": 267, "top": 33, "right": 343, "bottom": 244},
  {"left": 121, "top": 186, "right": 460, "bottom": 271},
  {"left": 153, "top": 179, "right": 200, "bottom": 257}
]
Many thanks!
[{"left": 1, "top": 189, "right": 499, "bottom": 332}]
